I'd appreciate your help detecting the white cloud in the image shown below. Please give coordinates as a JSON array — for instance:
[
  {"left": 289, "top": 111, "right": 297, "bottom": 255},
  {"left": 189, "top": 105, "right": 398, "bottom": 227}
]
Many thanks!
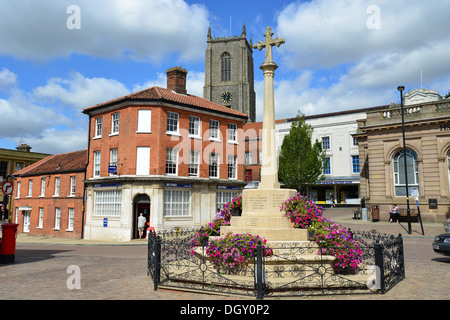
[
  {"left": 271, "top": 0, "right": 450, "bottom": 116},
  {"left": 0, "top": 0, "right": 209, "bottom": 63},
  {"left": 15, "top": 127, "right": 88, "bottom": 155},
  {"left": 33, "top": 71, "right": 130, "bottom": 109},
  {"left": 0, "top": 68, "right": 18, "bottom": 92},
  {"left": 0, "top": 91, "right": 72, "bottom": 139},
  {"left": 132, "top": 70, "right": 204, "bottom": 96}
]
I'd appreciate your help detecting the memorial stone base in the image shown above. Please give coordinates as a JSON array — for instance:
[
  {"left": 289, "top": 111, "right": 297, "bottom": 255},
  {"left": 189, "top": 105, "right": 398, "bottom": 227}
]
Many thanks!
[{"left": 220, "top": 188, "right": 308, "bottom": 241}]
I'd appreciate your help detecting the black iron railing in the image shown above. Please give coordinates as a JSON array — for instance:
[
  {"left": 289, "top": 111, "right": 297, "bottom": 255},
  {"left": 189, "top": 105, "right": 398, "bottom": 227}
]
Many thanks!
[{"left": 147, "top": 228, "right": 404, "bottom": 299}]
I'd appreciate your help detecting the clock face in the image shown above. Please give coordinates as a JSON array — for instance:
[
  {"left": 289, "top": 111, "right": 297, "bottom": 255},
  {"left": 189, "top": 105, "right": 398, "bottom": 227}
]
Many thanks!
[{"left": 221, "top": 91, "right": 232, "bottom": 103}]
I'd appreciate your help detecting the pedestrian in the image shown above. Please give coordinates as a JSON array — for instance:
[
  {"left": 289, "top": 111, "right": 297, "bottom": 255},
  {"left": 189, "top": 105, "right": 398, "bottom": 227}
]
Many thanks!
[
  {"left": 215, "top": 208, "right": 222, "bottom": 220},
  {"left": 389, "top": 204, "right": 400, "bottom": 223},
  {"left": 329, "top": 192, "right": 335, "bottom": 208},
  {"left": 138, "top": 213, "right": 146, "bottom": 238}
]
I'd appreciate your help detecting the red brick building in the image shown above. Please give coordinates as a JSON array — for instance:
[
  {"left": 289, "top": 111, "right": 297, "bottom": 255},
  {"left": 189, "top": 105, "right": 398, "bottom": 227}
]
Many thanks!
[
  {"left": 82, "top": 67, "right": 248, "bottom": 241},
  {"left": 12, "top": 150, "right": 87, "bottom": 238}
]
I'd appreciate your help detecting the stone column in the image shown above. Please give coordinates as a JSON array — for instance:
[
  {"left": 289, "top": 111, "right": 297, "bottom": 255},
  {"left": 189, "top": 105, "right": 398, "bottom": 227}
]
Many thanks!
[{"left": 220, "top": 27, "right": 304, "bottom": 241}]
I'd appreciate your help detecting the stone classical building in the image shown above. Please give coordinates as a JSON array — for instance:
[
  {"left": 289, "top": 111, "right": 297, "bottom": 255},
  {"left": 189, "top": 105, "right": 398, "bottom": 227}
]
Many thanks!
[
  {"left": 82, "top": 67, "right": 248, "bottom": 241},
  {"left": 0, "top": 144, "right": 49, "bottom": 221},
  {"left": 354, "top": 89, "right": 450, "bottom": 222},
  {"left": 203, "top": 24, "right": 256, "bottom": 122}
]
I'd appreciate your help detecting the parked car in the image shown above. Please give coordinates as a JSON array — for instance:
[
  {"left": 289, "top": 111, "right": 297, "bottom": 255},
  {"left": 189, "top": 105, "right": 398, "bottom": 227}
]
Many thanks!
[
  {"left": 445, "top": 218, "right": 450, "bottom": 233},
  {"left": 432, "top": 233, "right": 450, "bottom": 256}
]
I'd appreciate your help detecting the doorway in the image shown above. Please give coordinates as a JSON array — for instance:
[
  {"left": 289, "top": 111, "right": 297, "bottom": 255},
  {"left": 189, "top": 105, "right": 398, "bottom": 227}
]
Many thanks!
[
  {"left": 133, "top": 194, "right": 151, "bottom": 239},
  {"left": 23, "top": 210, "right": 31, "bottom": 233}
]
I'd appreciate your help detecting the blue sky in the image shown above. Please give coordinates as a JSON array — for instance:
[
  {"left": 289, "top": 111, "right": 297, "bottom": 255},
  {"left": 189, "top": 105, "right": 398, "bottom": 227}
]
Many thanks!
[{"left": 1, "top": 0, "right": 449, "bottom": 154}]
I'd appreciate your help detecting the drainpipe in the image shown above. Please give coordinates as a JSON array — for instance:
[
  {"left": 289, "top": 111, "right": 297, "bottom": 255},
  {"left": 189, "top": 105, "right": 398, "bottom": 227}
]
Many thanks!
[{"left": 81, "top": 116, "right": 92, "bottom": 239}]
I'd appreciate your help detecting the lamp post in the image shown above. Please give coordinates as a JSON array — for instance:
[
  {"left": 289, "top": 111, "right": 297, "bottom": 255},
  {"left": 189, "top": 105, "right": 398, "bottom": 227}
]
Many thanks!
[{"left": 397, "top": 85, "right": 412, "bottom": 234}]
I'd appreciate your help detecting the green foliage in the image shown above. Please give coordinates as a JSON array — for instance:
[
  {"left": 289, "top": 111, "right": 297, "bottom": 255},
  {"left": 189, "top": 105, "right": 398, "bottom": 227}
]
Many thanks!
[
  {"left": 278, "top": 113, "right": 326, "bottom": 194},
  {"left": 444, "top": 91, "right": 450, "bottom": 99}
]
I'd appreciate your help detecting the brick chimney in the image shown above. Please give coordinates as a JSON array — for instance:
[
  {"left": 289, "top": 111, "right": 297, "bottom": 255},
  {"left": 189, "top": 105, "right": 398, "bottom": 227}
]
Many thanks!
[
  {"left": 166, "top": 66, "right": 188, "bottom": 94},
  {"left": 16, "top": 143, "right": 32, "bottom": 152}
]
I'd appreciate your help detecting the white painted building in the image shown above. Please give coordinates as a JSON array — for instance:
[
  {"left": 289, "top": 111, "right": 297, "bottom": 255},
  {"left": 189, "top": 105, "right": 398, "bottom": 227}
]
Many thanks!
[{"left": 275, "top": 106, "right": 387, "bottom": 205}]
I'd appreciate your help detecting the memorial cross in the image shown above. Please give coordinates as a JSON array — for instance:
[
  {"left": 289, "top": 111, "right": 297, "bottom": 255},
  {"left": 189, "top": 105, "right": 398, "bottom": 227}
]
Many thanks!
[{"left": 254, "top": 27, "right": 285, "bottom": 65}]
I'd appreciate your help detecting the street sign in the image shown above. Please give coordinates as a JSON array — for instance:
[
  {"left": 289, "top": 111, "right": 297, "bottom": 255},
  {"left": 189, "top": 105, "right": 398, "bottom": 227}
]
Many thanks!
[
  {"left": 108, "top": 165, "right": 117, "bottom": 174},
  {"left": 2, "top": 181, "right": 13, "bottom": 196}
]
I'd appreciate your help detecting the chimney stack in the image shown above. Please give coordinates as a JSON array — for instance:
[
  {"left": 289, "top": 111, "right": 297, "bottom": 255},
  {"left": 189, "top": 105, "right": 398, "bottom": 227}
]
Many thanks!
[
  {"left": 166, "top": 66, "right": 188, "bottom": 94},
  {"left": 16, "top": 143, "right": 32, "bottom": 152}
]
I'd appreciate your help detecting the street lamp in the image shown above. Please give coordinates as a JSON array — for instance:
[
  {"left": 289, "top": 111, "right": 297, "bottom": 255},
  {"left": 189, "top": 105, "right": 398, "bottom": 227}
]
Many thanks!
[{"left": 397, "top": 85, "right": 412, "bottom": 234}]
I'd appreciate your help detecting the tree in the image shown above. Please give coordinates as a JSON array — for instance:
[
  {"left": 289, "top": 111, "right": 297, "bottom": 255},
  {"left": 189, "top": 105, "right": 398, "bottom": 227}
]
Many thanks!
[{"left": 278, "top": 113, "right": 326, "bottom": 194}]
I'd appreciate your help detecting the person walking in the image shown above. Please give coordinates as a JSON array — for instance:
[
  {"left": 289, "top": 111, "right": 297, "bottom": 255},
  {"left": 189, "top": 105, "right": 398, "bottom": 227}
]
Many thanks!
[
  {"left": 138, "top": 213, "right": 147, "bottom": 239},
  {"left": 329, "top": 192, "right": 335, "bottom": 208}
]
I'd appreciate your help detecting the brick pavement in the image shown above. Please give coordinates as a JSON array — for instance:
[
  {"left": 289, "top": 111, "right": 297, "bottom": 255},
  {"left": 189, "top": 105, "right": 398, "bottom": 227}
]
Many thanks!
[{"left": 0, "top": 207, "right": 448, "bottom": 301}]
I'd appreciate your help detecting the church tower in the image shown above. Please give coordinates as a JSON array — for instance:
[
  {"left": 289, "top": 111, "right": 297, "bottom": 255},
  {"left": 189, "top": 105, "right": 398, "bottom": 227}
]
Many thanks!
[{"left": 203, "top": 24, "right": 256, "bottom": 122}]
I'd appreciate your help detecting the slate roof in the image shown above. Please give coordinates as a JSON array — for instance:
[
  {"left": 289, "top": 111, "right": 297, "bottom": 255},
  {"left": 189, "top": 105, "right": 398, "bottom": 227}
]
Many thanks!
[
  {"left": 14, "top": 150, "right": 87, "bottom": 177},
  {"left": 83, "top": 86, "right": 248, "bottom": 119}
]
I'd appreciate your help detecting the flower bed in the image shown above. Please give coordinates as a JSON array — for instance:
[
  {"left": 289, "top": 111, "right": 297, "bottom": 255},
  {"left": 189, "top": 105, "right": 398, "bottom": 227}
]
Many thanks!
[
  {"left": 190, "top": 195, "right": 241, "bottom": 247},
  {"left": 206, "top": 232, "right": 272, "bottom": 273},
  {"left": 281, "top": 193, "right": 363, "bottom": 273},
  {"left": 191, "top": 193, "right": 362, "bottom": 273}
]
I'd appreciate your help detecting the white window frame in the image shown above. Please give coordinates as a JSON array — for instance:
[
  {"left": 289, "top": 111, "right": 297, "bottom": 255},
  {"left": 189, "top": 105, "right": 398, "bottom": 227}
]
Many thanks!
[
  {"left": 323, "top": 157, "right": 331, "bottom": 175},
  {"left": 352, "top": 155, "right": 360, "bottom": 174},
  {"left": 188, "top": 150, "right": 200, "bottom": 177},
  {"left": 209, "top": 119, "right": 220, "bottom": 141},
  {"left": 163, "top": 190, "right": 191, "bottom": 217},
  {"left": 95, "top": 117, "right": 102, "bottom": 138},
  {"left": 227, "top": 123, "right": 237, "bottom": 143},
  {"left": 94, "top": 190, "right": 122, "bottom": 217},
  {"left": 111, "top": 112, "right": 119, "bottom": 135},
  {"left": 166, "top": 111, "right": 179, "bottom": 135},
  {"left": 217, "top": 191, "right": 239, "bottom": 211},
  {"left": 54, "top": 177, "right": 60, "bottom": 197},
  {"left": 54, "top": 207, "right": 61, "bottom": 230},
  {"left": 227, "top": 155, "right": 237, "bottom": 179},
  {"left": 209, "top": 153, "right": 219, "bottom": 178},
  {"left": 245, "top": 152, "right": 252, "bottom": 165},
  {"left": 137, "top": 109, "right": 151, "bottom": 133},
  {"left": 189, "top": 116, "right": 201, "bottom": 138},
  {"left": 166, "top": 148, "right": 178, "bottom": 175},
  {"left": 70, "top": 176, "right": 76, "bottom": 196},
  {"left": 109, "top": 148, "right": 118, "bottom": 176},
  {"left": 28, "top": 179, "right": 33, "bottom": 197},
  {"left": 16, "top": 181, "right": 21, "bottom": 198},
  {"left": 40, "top": 177, "right": 46, "bottom": 197},
  {"left": 38, "top": 207, "right": 44, "bottom": 229},
  {"left": 67, "top": 208, "right": 74, "bottom": 231},
  {"left": 322, "top": 136, "right": 330, "bottom": 150},
  {"left": 93, "top": 151, "right": 101, "bottom": 177}
]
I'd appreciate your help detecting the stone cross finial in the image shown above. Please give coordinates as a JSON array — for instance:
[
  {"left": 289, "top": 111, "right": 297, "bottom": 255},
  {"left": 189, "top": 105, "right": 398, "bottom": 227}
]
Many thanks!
[{"left": 253, "top": 27, "right": 285, "bottom": 64}]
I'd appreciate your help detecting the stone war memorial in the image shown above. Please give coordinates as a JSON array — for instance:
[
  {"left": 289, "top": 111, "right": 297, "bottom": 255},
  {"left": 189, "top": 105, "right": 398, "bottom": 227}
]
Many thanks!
[
  {"left": 220, "top": 27, "right": 304, "bottom": 241},
  {"left": 148, "top": 27, "right": 405, "bottom": 299}
]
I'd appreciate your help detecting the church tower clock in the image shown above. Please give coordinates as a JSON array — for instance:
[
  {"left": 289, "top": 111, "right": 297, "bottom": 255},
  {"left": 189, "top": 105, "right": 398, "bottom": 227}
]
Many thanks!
[{"left": 203, "top": 24, "right": 256, "bottom": 122}]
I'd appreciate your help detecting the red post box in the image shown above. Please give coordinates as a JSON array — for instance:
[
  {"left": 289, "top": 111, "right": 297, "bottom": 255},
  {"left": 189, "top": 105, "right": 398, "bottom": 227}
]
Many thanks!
[{"left": 0, "top": 223, "right": 18, "bottom": 264}]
